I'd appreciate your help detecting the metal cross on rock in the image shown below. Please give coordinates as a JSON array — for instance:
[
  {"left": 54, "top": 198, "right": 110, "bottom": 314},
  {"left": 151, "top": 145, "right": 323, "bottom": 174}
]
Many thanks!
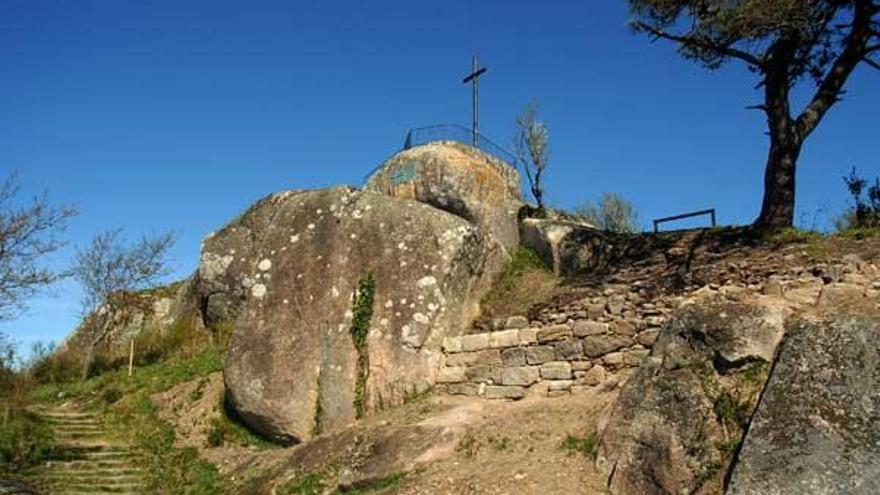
[{"left": 462, "top": 54, "right": 487, "bottom": 147}]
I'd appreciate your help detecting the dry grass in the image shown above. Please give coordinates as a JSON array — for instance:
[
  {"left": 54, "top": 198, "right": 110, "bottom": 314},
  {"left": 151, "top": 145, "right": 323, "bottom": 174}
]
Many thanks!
[{"left": 476, "top": 248, "right": 560, "bottom": 329}]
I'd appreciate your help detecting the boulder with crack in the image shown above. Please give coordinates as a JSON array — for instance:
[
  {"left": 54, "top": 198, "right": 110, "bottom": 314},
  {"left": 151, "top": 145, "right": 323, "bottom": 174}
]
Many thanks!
[
  {"left": 595, "top": 297, "right": 787, "bottom": 495},
  {"left": 728, "top": 314, "right": 880, "bottom": 495}
]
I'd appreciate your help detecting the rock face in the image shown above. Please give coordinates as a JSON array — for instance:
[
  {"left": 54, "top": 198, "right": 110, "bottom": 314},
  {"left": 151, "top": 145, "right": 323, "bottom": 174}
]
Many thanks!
[
  {"left": 202, "top": 186, "right": 504, "bottom": 443},
  {"left": 365, "top": 142, "right": 523, "bottom": 252},
  {"left": 728, "top": 315, "right": 880, "bottom": 495},
  {"left": 520, "top": 217, "right": 595, "bottom": 275},
  {"left": 596, "top": 298, "right": 786, "bottom": 495}
]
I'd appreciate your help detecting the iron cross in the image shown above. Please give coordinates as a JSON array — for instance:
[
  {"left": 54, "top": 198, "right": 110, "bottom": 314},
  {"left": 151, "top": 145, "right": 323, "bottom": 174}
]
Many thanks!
[{"left": 462, "top": 54, "right": 487, "bottom": 147}]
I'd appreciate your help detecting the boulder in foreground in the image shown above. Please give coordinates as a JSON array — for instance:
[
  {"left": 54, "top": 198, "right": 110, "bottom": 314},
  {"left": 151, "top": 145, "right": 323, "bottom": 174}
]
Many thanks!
[
  {"left": 728, "top": 314, "right": 880, "bottom": 495},
  {"left": 199, "top": 187, "right": 503, "bottom": 443}
]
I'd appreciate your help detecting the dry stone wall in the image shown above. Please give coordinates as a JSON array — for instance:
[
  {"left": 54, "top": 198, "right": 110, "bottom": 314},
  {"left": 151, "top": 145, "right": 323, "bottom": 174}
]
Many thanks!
[{"left": 438, "top": 307, "right": 660, "bottom": 399}]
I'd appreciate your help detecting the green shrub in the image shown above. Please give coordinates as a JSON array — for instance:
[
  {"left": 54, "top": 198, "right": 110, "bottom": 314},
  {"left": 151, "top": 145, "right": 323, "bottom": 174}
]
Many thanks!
[
  {"left": 561, "top": 433, "right": 598, "bottom": 459},
  {"left": 350, "top": 273, "right": 375, "bottom": 420},
  {"left": 0, "top": 408, "right": 54, "bottom": 473},
  {"left": 102, "top": 387, "right": 123, "bottom": 405}
]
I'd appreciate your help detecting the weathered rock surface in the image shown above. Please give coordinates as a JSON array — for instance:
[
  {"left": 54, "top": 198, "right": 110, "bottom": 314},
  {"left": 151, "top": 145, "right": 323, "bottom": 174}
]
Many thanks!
[
  {"left": 520, "top": 217, "right": 595, "bottom": 275},
  {"left": 202, "top": 186, "right": 503, "bottom": 443},
  {"left": 365, "top": 142, "right": 523, "bottom": 252},
  {"left": 596, "top": 298, "right": 785, "bottom": 495},
  {"left": 728, "top": 315, "right": 880, "bottom": 495}
]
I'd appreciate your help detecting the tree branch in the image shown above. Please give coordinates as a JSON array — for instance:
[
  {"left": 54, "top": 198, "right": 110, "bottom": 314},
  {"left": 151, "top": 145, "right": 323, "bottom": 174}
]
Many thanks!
[
  {"left": 633, "top": 22, "right": 765, "bottom": 69},
  {"left": 865, "top": 57, "right": 880, "bottom": 70},
  {"left": 795, "top": 1, "right": 877, "bottom": 140}
]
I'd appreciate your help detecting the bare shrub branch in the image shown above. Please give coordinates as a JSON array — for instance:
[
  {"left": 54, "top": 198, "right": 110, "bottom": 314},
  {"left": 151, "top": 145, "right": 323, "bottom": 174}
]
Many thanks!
[{"left": 0, "top": 173, "right": 77, "bottom": 320}]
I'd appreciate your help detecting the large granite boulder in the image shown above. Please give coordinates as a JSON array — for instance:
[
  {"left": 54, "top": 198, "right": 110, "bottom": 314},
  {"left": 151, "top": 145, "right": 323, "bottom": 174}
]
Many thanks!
[
  {"left": 199, "top": 187, "right": 503, "bottom": 443},
  {"left": 727, "top": 315, "right": 880, "bottom": 495},
  {"left": 364, "top": 142, "right": 523, "bottom": 252},
  {"left": 596, "top": 297, "right": 787, "bottom": 495}
]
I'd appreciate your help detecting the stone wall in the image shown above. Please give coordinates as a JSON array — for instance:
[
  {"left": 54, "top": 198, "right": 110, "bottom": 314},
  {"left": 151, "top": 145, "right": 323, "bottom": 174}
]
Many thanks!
[{"left": 437, "top": 301, "right": 663, "bottom": 399}]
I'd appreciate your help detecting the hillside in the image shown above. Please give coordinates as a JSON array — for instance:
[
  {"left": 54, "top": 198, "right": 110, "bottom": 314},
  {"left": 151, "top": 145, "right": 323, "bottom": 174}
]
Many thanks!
[{"left": 9, "top": 142, "right": 879, "bottom": 495}]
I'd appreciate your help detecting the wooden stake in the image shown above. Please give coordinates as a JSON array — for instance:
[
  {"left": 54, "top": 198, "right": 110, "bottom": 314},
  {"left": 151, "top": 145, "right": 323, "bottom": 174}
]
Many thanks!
[{"left": 128, "top": 339, "right": 134, "bottom": 377}]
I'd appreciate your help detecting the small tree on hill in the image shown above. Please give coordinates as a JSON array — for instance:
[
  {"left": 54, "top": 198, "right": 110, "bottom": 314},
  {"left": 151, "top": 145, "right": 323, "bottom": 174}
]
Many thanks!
[
  {"left": 72, "top": 228, "right": 175, "bottom": 379},
  {"left": 0, "top": 173, "right": 77, "bottom": 321},
  {"left": 575, "top": 193, "right": 641, "bottom": 233},
  {"left": 514, "top": 102, "right": 550, "bottom": 213},
  {"left": 628, "top": 0, "right": 880, "bottom": 228},
  {"left": 836, "top": 167, "right": 880, "bottom": 230}
]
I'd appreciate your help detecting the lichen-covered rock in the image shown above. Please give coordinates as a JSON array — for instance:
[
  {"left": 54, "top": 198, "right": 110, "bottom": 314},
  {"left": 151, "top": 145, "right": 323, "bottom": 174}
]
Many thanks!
[
  {"left": 727, "top": 315, "right": 880, "bottom": 495},
  {"left": 364, "top": 142, "right": 523, "bottom": 252},
  {"left": 596, "top": 298, "right": 785, "bottom": 495},
  {"left": 200, "top": 187, "right": 503, "bottom": 443}
]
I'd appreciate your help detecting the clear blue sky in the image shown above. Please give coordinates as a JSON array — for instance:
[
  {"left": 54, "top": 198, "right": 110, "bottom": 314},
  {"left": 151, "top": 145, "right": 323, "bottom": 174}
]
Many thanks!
[{"left": 1, "top": 0, "right": 877, "bottom": 350}]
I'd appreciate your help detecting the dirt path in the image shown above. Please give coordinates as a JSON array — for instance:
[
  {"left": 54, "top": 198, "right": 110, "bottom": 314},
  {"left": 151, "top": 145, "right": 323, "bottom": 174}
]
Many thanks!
[{"left": 31, "top": 405, "right": 144, "bottom": 495}]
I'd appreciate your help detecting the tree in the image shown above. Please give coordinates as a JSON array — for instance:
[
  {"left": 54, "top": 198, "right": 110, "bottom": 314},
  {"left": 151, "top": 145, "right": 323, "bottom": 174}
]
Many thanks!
[
  {"left": 0, "top": 173, "right": 77, "bottom": 321},
  {"left": 629, "top": 0, "right": 880, "bottom": 228},
  {"left": 71, "top": 228, "right": 175, "bottom": 378},
  {"left": 514, "top": 102, "right": 550, "bottom": 212},
  {"left": 837, "top": 166, "right": 880, "bottom": 230},
  {"left": 575, "top": 193, "right": 641, "bottom": 233}
]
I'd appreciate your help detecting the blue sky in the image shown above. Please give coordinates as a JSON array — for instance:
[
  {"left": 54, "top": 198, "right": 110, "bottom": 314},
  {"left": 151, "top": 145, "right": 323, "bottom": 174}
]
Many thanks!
[{"left": 1, "top": 0, "right": 877, "bottom": 350}]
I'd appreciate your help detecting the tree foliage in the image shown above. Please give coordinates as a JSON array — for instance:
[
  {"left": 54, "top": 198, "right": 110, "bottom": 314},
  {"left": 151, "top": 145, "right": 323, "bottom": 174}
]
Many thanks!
[
  {"left": 514, "top": 102, "right": 550, "bottom": 211},
  {"left": 575, "top": 193, "right": 641, "bottom": 233},
  {"left": 629, "top": 0, "right": 880, "bottom": 227},
  {"left": 0, "top": 174, "right": 77, "bottom": 321},
  {"left": 837, "top": 167, "right": 880, "bottom": 230}
]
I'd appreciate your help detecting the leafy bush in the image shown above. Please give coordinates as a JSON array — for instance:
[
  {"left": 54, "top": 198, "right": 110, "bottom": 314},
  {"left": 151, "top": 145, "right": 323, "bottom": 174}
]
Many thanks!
[
  {"left": 574, "top": 193, "right": 640, "bottom": 233},
  {"left": 837, "top": 167, "right": 880, "bottom": 231}
]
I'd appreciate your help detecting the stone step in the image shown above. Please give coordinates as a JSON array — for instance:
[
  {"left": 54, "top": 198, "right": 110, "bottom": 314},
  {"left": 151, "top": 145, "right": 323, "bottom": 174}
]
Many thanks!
[
  {"left": 42, "top": 474, "right": 143, "bottom": 484},
  {"left": 41, "top": 466, "right": 143, "bottom": 475},
  {"left": 45, "top": 460, "right": 139, "bottom": 470},
  {"left": 45, "top": 484, "right": 144, "bottom": 494}
]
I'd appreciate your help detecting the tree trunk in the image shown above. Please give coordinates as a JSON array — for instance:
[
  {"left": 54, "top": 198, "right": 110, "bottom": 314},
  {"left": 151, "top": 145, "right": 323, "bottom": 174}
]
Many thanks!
[
  {"left": 754, "top": 41, "right": 801, "bottom": 230},
  {"left": 755, "top": 137, "right": 801, "bottom": 228}
]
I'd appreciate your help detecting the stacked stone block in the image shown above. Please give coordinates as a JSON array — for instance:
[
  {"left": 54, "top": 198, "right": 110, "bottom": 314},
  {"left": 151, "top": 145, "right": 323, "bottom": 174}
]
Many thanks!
[{"left": 439, "top": 317, "right": 652, "bottom": 399}]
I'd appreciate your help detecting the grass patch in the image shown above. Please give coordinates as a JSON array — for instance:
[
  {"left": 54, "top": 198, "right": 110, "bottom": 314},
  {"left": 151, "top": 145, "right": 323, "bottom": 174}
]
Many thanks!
[
  {"left": 206, "top": 392, "right": 275, "bottom": 449},
  {"left": 342, "top": 473, "right": 406, "bottom": 494},
  {"left": 33, "top": 346, "right": 223, "bottom": 405},
  {"left": 279, "top": 471, "right": 406, "bottom": 495},
  {"left": 479, "top": 247, "right": 558, "bottom": 323},
  {"left": 561, "top": 433, "right": 598, "bottom": 459},
  {"left": 279, "top": 472, "right": 328, "bottom": 495},
  {"left": 837, "top": 226, "right": 880, "bottom": 240},
  {"left": 109, "top": 392, "right": 226, "bottom": 494},
  {"left": 0, "top": 408, "right": 55, "bottom": 475}
]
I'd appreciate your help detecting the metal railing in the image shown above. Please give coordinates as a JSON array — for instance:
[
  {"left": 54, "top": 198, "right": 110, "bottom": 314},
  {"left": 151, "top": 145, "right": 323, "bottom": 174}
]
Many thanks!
[
  {"left": 364, "top": 124, "right": 519, "bottom": 182},
  {"left": 402, "top": 124, "right": 518, "bottom": 166},
  {"left": 653, "top": 209, "right": 717, "bottom": 232}
]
